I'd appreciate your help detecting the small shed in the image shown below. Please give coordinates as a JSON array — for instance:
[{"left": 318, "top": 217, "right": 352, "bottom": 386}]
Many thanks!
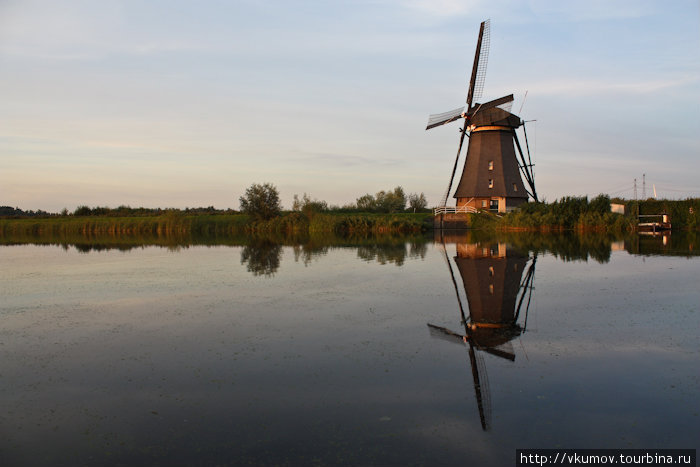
[{"left": 611, "top": 203, "right": 625, "bottom": 215}]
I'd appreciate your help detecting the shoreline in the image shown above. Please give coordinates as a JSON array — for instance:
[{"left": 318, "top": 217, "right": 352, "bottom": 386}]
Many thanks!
[{"left": 2, "top": 196, "right": 698, "bottom": 236}]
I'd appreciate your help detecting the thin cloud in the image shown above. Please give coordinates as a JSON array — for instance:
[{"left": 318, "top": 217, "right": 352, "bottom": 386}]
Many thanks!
[
  {"left": 394, "top": 0, "right": 657, "bottom": 22},
  {"left": 0, "top": 0, "right": 205, "bottom": 60},
  {"left": 524, "top": 75, "right": 699, "bottom": 96},
  {"left": 393, "top": 0, "right": 481, "bottom": 17},
  {"left": 527, "top": 0, "right": 657, "bottom": 22},
  {"left": 301, "top": 152, "right": 402, "bottom": 168}
]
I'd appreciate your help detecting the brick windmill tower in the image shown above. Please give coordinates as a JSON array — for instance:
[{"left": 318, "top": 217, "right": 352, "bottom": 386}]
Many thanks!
[{"left": 427, "top": 20, "right": 538, "bottom": 214}]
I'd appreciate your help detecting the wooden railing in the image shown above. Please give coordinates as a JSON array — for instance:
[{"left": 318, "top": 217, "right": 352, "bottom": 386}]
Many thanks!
[{"left": 433, "top": 205, "right": 479, "bottom": 215}]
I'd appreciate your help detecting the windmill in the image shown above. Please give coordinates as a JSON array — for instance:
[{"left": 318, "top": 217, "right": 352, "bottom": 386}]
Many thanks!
[
  {"left": 428, "top": 235, "right": 537, "bottom": 430},
  {"left": 427, "top": 20, "right": 538, "bottom": 214}
]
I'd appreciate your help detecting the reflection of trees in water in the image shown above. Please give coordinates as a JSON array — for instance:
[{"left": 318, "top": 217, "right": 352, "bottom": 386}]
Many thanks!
[
  {"left": 409, "top": 240, "right": 428, "bottom": 260},
  {"left": 11, "top": 229, "right": 696, "bottom": 269},
  {"left": 537, "top": 234, "right": 612, "bottom": 263},
  {"left": 357, "top": 244, "right": 408, "bottom": 265},
  {"left": 290, "top": 233, "right": 430, "bottom": 267},
  {"left": 292, "top": 244, "right": 329, "bottom": 266},
  {"left": 625, "top": 232, "right": 699, "bottom": 257},
  {"left": 356, "top": 239, "right": 427, "bottom": 266},
  {"left": 240, "top": 241, "right": 282, "bottom": 277},
  {"left": 446, "top": 231, "right": 618, "bottom": 263},
  {"left": 71, "top": 243, "right": 190, "bottom": 253}
]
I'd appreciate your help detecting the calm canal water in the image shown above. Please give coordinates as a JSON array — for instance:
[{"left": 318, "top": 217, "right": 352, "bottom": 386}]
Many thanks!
[{"left": 1, "top": 232, "right": 698, "bottom": 466}]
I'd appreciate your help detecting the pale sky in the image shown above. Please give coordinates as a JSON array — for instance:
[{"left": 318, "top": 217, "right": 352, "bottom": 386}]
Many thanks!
[{"left": 2, "top": 0, "right": 699, "bottom": 211}]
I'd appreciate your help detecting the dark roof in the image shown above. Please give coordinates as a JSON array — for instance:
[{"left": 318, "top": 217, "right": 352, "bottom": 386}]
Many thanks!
[{"left": 470, "top": 107, "right": 521, "bottom": 128}]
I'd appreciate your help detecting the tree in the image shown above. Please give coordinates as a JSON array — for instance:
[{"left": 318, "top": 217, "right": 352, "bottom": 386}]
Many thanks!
[
  {"left": 356, "top": 186, "right": 406, "bottom": 213},
  {"left": 382, "top": 186, "right": 407, "bottom": 213},
  {"left": 408, "top": 192, "right": 428, "bottom": 212},
  {"left": 74, "top": 205, "right": 91, "bottom": 216},
  {"left": 292, "top": 193, "right": 328, "bottom": 218},
  {"left": 589, "top": 194, "right": 611, "bottom": 214},
  {"left": 356, "top": 194, "right": 376, "bottom": 211},
  {"left": 239, "top": 183, "right": 282, "bottom": 220}
]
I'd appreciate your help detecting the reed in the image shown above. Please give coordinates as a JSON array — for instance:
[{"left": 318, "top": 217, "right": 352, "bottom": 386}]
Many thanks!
[
  {"left": 470, "top": 195, "right": 680, "bottom": 232},
  {"left": 309, "top": 212, "right": 433, "bottom": 233},
  {"left": 0, "top": 214, "right": 246, "bottom": 236},
  {"left": 0, "top": 212, "right": 433, "bottom": 237}
]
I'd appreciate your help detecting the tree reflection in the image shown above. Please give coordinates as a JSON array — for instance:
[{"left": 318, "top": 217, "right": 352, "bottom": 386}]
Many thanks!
[
  {"left": 292, "top": 244, "right": 329, "bottom": 266},
  {"left": 3, "top": 230, "right": 697, "bottom": 265},
  {"left": 409, "top": 240, "right": 428, "bottom": 260},
  {"left": 625, "top": 231, "right": 697, "bottom": 257},
  {"left": 240, "top": 240, "right": 282, "bottom": 277},
  {"left": 357, "top": 244, "right": 408, "bottom": 265},
  {"left": 441, "top": 231, "right": 618, "bottom": 263},
  {"left": 355, "top": 238, "right": 428, "bottom": 266}
]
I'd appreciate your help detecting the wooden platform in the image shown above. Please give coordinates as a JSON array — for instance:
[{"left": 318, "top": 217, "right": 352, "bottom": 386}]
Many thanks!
[{"left": 433, "top": 212, "right": 473, "bottom": 229}]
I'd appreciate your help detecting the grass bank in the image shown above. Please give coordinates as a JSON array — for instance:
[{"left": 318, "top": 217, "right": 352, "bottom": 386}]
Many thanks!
[
  {"left": 0, "top": 213, "right": 249, "bottom": 236},
  {"left": 0, "top": 211, "right": 434, "bottom": 237},
  {"left": 210, "top": 211, "right": 434, "bottom": 233},
  {"left": 3, "top": 197, "right": 695, "bottom": 237},
  {"left": 464, "top": 196, "right": 700, "bottom": 232}
]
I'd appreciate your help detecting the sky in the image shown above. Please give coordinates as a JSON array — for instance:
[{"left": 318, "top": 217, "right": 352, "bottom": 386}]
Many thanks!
[{"left": 1, "top": 0, "right": 699, "bottom": 211}]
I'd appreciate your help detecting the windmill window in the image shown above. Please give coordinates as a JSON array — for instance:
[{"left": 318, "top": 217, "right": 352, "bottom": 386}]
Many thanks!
[
  {"left": 488, "top": 161, "right": 494, "bottom": 170},
  {"left": 488, "top": 179, "right": 494, "bottom": 188},
  {"left": 513, "top": 183, "right": 518, "bottom": 191},
  {"left": 488, "top": 266, "right": 494, "bottom": 276},
  {"left": 481, "top": 200, "right": 487, "bottom": 208},
  {"left": 489, "top": 284, "right": 494, "bottom": 294}
]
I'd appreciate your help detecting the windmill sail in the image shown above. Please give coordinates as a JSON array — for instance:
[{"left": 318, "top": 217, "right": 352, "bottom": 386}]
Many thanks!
[
  {"left": 426, "top": 107, "right": 465, "bottom": 130},
  {"left": 470, "top": 345, "right": 492, "bottom": 431},
  {"left": 427, "top": 323, "right": 466, "bottom": 345},
  {"left": 466, "top": 19, "right": 490, "bottom": 110}
]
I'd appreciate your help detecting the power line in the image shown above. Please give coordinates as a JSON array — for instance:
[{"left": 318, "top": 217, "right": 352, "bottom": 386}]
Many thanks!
[
  {"left": 654, "top": 185, "right": 700, "bottom": 193},
  {"left": 604, "top": 184, "right": 635, "bottom": 195}
]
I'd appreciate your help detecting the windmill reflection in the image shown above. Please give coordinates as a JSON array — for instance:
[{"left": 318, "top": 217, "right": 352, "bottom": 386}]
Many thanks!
[{"left": 428, "top": 236, "right": 536, "bottom": 431}]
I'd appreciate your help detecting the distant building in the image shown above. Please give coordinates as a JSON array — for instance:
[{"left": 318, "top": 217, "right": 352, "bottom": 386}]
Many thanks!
[{"left": 611, "top": 203, "right": 625, "bottom": 215}]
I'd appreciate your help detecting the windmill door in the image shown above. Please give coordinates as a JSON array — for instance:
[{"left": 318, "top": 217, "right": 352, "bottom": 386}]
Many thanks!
[{"left": 489, "top": 199, "right": 499, "bottom": 212}]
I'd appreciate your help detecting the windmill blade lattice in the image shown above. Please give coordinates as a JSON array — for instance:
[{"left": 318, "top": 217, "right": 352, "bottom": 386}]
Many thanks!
[
  {"left": 473, "top": 348, "right": 492, "bottom": 430},
  {"left": 467, "top": 19, "right": 490, "bottom": 109},
  {"left": 496, "top": 100, "right": 513, "bottom": 113},
  {"left": 426, "top": 107, "right": 465, "bottom": 130}
]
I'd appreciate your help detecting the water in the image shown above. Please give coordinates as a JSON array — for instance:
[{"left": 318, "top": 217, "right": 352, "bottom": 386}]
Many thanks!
[{"left": 1, "top": 232, "right": 698, "bottom": 466}]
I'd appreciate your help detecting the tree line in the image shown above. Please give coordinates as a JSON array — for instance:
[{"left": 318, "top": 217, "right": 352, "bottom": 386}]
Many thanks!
[
  {"left": 240, "top": 183, "right": 429, "bottom": 221},
  {"left": 1, "top": 183, "right": 429, "bottom": 220},
  {"left": 71, "top": 205, "right": 236, "bottom": 217},
  {"left": 0, "top": 206, "right": 55, "bottom": 218}
]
